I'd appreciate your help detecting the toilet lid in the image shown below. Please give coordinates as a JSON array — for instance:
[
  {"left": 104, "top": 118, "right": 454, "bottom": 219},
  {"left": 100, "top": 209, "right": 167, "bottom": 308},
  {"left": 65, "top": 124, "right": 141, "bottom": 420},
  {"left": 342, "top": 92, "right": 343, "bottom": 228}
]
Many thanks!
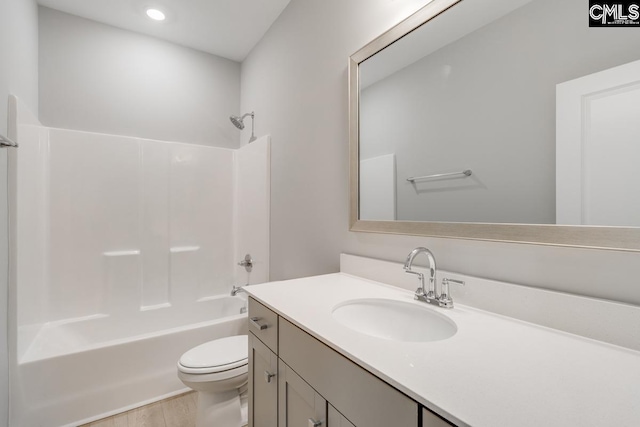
[{"left": 179, "top": 335, "right": 248, "bottom": 371}]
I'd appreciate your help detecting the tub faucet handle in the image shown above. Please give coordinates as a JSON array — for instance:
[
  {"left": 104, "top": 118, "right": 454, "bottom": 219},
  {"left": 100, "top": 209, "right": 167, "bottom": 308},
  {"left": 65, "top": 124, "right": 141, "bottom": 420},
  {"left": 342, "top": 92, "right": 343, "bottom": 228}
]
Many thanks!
[{"left": 238, "top": 254, "right": 253, "bottom": 272}]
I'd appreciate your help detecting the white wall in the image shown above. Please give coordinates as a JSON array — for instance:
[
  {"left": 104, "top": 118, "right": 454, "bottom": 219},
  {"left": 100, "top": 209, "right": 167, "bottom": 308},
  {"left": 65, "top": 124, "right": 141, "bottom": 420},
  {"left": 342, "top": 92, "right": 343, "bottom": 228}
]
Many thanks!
[
  {"left": 0, "top": 0, "right": 39, "bottom": 425},
  {"left": 0, "top": 1, "right": 39, "bottom": 139},
  {"left": 39, "top": 7, "right": 241, "bottom": 148},
  {"left": 235, "top": 136, "right": 271, "bottom": 286},
  {"left": 240, "top": 0, "right": 640, "bottom": 306}
]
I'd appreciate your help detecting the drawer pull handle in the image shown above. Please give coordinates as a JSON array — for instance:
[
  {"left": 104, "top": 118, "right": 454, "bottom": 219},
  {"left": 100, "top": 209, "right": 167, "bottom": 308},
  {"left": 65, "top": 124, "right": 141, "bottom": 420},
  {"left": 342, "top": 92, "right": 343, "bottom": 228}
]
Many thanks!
[
  {"left": 308, "top": 419, "right": 323, "bottom": 427},
  {"left": 264, "top": 371, "right": 276, "bottom": 383},
  {"left": 250, "top": 317, "right": 268, "bottom": 330}
]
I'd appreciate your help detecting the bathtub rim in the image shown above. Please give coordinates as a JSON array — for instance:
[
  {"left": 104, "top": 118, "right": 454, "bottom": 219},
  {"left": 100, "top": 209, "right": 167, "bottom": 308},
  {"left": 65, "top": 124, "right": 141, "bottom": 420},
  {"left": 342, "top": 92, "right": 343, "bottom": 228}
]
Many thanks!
[{"left": 19, "top": 310, "right": 247, "bottom": 364}]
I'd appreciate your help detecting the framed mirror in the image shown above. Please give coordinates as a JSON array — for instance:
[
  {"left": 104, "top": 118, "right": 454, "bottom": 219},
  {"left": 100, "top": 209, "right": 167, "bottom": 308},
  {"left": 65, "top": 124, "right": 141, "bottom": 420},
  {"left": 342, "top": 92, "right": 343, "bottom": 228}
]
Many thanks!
[{"left": 349, "top": 0, "right": 640, "bottom": 251}]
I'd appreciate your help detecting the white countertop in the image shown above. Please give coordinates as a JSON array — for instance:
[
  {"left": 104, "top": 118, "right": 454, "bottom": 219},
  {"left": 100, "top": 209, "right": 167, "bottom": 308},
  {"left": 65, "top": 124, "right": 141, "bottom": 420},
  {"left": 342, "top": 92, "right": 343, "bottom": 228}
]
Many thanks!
[{"left": 245, "top": 273, "right": 640, "bottom": 427}]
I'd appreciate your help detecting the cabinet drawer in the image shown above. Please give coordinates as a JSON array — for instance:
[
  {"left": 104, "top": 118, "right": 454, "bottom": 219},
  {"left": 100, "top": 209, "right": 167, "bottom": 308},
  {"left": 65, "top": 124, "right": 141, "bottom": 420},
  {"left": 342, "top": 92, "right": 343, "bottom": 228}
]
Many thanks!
[
  {"left": 279, "top": 319, "right": 418, "bottom": 427},
  {"left": 248, "top": 298, "right": 279, "bottom": 353}
]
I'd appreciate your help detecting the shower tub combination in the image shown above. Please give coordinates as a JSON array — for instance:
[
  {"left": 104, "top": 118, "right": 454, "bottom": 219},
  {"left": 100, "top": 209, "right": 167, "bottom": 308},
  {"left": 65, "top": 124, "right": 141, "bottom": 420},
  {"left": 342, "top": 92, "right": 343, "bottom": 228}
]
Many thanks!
[{"left": 8, "top": 97, "right": 270, "bottom": 426}]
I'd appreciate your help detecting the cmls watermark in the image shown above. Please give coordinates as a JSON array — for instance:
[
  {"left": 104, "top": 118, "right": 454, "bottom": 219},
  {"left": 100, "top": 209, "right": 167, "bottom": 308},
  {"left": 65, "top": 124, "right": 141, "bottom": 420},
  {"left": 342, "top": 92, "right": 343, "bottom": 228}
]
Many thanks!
[{"left": 589, "top": 1, "right": 640, "bottom": 26}]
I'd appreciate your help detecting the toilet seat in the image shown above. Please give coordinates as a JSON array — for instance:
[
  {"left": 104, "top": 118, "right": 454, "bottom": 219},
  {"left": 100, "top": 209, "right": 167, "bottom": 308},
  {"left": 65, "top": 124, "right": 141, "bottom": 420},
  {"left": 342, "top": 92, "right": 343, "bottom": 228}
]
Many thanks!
[
  {"left": 178, "top": 363, "right": 248, "bottom": 383},
  {"left": 178, "top": 335, "right": 248, "bottom": 375}
]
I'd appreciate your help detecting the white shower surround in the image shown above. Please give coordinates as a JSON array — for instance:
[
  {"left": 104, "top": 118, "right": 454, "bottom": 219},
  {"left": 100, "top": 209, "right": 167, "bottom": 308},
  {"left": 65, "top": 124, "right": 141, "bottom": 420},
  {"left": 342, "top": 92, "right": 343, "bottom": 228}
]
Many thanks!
[{"left": 8, "top": 97, "right": 270, "bottom": 426}]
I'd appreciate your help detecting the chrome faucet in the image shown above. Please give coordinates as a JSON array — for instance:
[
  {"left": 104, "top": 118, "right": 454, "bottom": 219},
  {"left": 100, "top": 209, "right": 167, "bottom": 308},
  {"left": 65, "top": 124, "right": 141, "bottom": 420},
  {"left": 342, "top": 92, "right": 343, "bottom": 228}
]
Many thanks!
[
  {"left": 404, "top": 247, "right": 460, "bottom": 309},
  {"left": 404, "top": 247, "right": 437, "bottom": 302}
]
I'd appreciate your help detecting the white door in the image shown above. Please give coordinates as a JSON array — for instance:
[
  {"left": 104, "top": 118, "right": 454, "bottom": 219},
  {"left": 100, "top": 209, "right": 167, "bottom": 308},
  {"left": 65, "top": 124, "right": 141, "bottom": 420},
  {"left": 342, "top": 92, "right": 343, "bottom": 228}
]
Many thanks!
[{"left": 556, "top": 59, "right": 640, "bottom": 226}]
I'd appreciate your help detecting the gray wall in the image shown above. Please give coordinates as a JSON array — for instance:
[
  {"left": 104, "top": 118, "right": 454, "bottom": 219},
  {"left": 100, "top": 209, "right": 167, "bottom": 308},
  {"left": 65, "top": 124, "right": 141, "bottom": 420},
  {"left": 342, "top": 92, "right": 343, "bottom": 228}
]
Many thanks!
[
  {"left": 0, "top": 0, "right": 39, "bottom": 424},
  {"left": 39, "top": 7, "right": 241, "bottom": 148},
  {"left": 360, "top": 0, "right": 640, "bottom": 224},
  {"left": 241, "top": 0, "right": 640, "bottom": 306}
]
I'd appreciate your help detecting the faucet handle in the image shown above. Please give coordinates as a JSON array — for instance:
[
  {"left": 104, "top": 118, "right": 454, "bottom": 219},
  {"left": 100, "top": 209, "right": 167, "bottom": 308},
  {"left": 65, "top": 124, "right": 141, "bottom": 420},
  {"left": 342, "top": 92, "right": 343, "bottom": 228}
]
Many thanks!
[
  {"left": 406, "top": 270, "right": 428, "bottom": 301},
  {"left": 438, "top": 278, "right": 463, "bottom": 309},
  {"left": 444, "top": 278, "right": 465, "bottom": 286},
  {"left": 238, "top": 254, "right": 253, "bottom": 272}
]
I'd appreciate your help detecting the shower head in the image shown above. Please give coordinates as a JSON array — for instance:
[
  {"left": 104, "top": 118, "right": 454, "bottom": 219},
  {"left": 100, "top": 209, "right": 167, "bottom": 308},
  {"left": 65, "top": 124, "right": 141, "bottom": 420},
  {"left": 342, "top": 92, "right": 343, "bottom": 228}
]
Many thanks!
[
  {"left": 230, "top": 112, "right": 253, "bottom": 130},
  {"left": 229, "top": 112, "right": 257, "bottom": 143},
  {"left": 230, "top": 115, "right": 245, "bottom": 130}
]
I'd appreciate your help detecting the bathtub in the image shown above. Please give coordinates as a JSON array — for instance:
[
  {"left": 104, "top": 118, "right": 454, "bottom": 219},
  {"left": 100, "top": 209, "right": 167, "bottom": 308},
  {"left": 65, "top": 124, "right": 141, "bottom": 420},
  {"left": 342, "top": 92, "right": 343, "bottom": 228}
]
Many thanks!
[{"left": 13, "top": 295, "right": 248, "bottom": 427}]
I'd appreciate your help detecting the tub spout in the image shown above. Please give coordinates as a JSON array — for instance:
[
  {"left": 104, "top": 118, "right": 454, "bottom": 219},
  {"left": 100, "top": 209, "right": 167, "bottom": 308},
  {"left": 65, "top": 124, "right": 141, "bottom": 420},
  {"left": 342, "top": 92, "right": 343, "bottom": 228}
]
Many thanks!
[{"left": 231, "top": 285, "right": 246, "bottom": 296}]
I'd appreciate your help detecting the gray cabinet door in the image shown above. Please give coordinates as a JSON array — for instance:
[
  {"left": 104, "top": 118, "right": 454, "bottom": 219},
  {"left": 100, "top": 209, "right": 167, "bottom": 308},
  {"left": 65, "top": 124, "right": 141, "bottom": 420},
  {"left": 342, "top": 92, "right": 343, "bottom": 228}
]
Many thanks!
[
  {"left": 249, "top": 332, "right": 278, "bottom": 427},
  {"left": 278, "top": 360, "right": 327, "bottom": 427},
  {"left": 328, "top": 405, "right": 355, "bottom": 427},
  {"left": 422, "top": 408, "right": 454, "bottom": 427}
]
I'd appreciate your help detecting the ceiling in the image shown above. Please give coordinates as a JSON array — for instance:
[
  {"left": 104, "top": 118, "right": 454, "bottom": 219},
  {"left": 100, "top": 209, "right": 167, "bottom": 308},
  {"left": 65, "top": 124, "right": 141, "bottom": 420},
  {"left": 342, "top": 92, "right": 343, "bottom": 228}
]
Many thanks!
[
  {"left": 36, "top": 0, "right": 291, "bottom": 62},
  {"left": 360, "top": 0, "right": 534, "bottom": 89}
]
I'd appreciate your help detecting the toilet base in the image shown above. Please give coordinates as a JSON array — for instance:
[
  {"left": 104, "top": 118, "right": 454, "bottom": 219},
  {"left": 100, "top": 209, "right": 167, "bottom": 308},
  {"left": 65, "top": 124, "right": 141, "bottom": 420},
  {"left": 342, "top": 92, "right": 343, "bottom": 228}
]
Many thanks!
[
  {"left": 196, "top": 389, "right": 243, "bottom": 427},
  {"left": 240, "top": 389, "right": 248, "bottom": 426}
]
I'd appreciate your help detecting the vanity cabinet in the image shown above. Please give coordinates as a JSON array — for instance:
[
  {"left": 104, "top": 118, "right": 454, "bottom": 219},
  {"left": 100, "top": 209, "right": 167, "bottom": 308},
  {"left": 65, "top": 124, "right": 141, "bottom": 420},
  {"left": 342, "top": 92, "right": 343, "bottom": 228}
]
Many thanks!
[
  {"left": 278, "top": 360, "right": 327, "bottom": 426},
  {"left": 328, "top": 405, "right": 355, "bottom": 427},
  {"left": 249, "top": 333, "right": 278, "bottom": 427},
  {"left": 248, "top": 297, "right": 454, "bottom": 427},
  {"left": 422, "top": 408, "right": 452, "bottom": 427},
  {"left": 278, "top": 318, "right": 417, "bottom": 427}
]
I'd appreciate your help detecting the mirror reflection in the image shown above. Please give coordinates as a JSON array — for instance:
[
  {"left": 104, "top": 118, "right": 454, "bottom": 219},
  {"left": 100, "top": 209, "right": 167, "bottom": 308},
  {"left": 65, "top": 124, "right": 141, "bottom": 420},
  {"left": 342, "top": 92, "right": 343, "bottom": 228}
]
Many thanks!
[{"left": 358, "top": 0, "right": 640, "bottom": 226}]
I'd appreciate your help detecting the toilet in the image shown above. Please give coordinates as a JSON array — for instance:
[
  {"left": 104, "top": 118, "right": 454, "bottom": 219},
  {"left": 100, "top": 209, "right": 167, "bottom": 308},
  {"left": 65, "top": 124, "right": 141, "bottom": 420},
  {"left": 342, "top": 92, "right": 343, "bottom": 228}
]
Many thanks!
[{"left": 177, "top": 335, "right": 249, "bottom": 427}]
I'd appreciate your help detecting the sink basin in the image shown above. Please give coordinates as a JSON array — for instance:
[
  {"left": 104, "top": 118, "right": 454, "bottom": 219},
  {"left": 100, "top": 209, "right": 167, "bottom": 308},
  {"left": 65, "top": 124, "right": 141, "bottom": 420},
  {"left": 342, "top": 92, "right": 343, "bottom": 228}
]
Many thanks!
[{"left": 332, "top": 298, "right": 457, "bottom": 342}]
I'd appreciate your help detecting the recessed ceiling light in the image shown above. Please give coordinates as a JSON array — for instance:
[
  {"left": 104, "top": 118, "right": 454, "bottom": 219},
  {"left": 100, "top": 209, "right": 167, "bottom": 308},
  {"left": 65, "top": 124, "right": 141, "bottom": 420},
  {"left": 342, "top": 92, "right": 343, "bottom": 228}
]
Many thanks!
[{"left": 146, "top": 8, "right": 166, "bottom": 21}]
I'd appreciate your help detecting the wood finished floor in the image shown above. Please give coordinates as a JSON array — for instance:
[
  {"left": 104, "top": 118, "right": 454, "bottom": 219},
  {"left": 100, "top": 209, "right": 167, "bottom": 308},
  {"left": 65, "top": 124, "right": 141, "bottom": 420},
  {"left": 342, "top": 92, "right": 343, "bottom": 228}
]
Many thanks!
[{"left": 80, "top": 392, "right": 198, "bottom": 427}]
